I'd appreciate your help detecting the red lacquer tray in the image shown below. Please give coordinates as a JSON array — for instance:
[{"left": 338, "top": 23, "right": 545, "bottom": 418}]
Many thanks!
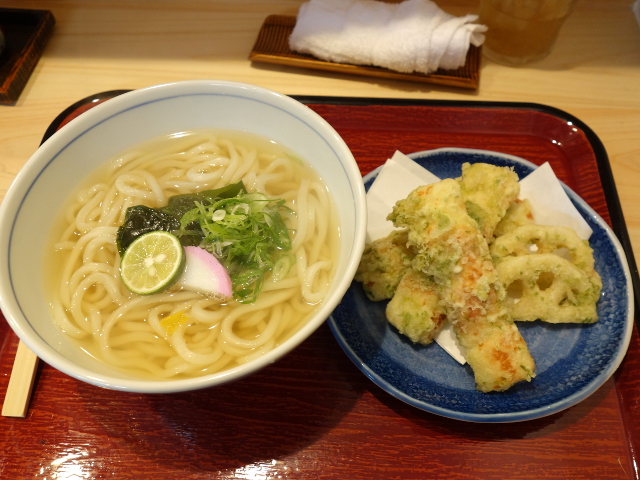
[{"left": 2, "top": 94, "right": 639, "bottom": 479}]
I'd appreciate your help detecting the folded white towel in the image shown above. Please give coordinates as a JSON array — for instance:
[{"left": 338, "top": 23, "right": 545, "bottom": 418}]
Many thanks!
[{"left": 289, "top": 0, "right": 487, "bottom": 74}]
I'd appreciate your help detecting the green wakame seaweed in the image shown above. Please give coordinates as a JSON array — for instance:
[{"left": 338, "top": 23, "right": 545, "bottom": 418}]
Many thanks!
[{"left": 116, "top": 181, "right": 246, "bottom": 255}]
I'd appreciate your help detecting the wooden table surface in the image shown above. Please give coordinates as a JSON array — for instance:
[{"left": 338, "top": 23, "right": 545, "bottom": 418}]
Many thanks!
[{"left": 1, "top": 1, "right": 640, "bottom": 479}]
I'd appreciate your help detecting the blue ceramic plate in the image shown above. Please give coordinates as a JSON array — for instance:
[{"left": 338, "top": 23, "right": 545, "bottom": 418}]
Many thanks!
[{"left": 328, "top": 148, "right": 634, "bottom": 423}]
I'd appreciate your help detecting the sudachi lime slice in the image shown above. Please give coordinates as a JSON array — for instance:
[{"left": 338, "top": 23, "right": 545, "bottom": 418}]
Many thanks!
[{"left": 120, "top": 231, "right": 185, "bottom": 295}]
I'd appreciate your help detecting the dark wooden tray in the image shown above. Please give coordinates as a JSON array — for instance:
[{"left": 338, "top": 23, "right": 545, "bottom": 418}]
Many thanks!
[
  {"left": 250, "top": 15, "right": 482, "bottom": 90},
  {"left": 2, "top": 93, "right": 639, "bottom": 479},
  {"left": 0, "top": 8, "right": 55, "bottom": 104}
]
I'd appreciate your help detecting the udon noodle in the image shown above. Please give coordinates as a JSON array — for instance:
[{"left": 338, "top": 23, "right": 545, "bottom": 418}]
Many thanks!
[{"left": 47, "top": 129, "right": 340, "bottom": 379}]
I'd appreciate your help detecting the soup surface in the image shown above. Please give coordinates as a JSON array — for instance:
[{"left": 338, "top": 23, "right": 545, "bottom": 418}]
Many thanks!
[{"left": 46, "top": 129, "right": 339, "bottom": 380}]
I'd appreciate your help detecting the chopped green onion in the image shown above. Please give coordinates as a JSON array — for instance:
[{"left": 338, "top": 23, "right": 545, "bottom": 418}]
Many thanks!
[
  {"left": 116, "top": 181, "right": 294, "bottom": 304},
  {"left": 179, "top": 191, "right": 293, "bottom": 303},
  {"left": 211, "top": 209, "right": 226, "bottom": 221}
]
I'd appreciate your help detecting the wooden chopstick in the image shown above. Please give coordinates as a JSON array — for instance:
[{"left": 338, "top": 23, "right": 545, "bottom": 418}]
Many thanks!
[{"left": 2, "top": 340, "right": 39, "bottom": 418}]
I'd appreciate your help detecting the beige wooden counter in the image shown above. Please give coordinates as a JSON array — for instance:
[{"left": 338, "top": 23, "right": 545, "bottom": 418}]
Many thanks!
[{"left": 1, "top": 0, "right": 640, "bottom": 267}]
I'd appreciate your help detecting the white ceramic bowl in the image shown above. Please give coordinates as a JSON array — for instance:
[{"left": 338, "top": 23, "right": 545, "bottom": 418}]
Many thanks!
[{"left": 0, "top": 80, "right": 366, "bottom": 393}]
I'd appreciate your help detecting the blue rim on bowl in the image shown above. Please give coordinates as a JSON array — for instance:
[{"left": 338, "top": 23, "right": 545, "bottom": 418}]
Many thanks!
[{"left": 328, "top": 147, "right": 634, "bottom": 423}]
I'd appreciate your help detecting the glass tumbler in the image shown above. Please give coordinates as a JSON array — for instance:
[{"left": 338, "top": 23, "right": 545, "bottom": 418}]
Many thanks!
[{"left": 478, "top": 0, "right": 578, "bottom": 66}]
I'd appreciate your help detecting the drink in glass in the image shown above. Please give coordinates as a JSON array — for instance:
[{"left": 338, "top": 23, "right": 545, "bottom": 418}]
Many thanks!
[{"left": 478, "top": 0, "right": 577, "bottom": 66}]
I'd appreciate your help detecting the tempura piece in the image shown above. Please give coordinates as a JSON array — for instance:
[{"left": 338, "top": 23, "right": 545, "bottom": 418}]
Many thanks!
[
  {"left": 457, "top": 162, "right": 520, "bottom": 241},
  {"left": 386, "top": 269, "right": 447, "bottom": 345},
  {"left": 497, "top": 254, "right": 600, "bottom": 323},
  {"left": 355, "top": 229, "right": 414, "bottom": 301},
  {"left": 491, "top": 224, "right": 601, "bottom": 323},
  {"left": 491, "top": 224, "right": 598, "bottom": 278},
  {"left": 492, "top": 198, "right": 535, "bottom": 239},
  {"left": 388, "top": 179, "right": 535, "bottom": 393}
]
